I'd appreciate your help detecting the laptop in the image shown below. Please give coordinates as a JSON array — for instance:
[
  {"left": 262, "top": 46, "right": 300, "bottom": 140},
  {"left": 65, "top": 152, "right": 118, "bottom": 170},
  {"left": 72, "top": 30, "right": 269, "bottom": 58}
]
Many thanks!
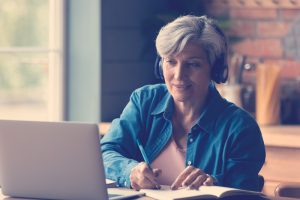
[{"left": 0, "top": 120, "right": 144, "bottom": 200}]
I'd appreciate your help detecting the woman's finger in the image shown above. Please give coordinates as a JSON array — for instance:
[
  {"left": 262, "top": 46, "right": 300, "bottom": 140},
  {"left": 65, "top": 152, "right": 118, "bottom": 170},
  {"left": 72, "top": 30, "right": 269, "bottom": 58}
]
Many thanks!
[
  {"left": 203, "top": 175, "right": 215, "bottom": 186},
  {"left": 137, "top": 175, "right": 159, "bottom": 189},
  {"left": 182, "top": 168, "right": 204, "bottom": 187},
  {"left": 171, "top": 166, "right": 195, "bottom": 190},
  {"left": 131, "top": 181, "right": 140, "bottom": 191},
  {"left": 130, "top": 162, "right": 161, "bottom": 189},
  {"left": 188, "top": 174, "right": 208, "bottom": 190},
  {"left": 153, "top": 168, "right": 162, "bottom": 177}
]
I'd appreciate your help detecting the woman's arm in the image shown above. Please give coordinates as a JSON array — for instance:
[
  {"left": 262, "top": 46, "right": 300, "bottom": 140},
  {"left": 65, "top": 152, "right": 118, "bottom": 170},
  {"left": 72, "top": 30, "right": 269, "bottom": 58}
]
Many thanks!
[
  {"left": 101, "top": 91, "right": 143, "bottom": 188},
  {"left": 217, "top": 123, "right": 266, "bottom": 191}
]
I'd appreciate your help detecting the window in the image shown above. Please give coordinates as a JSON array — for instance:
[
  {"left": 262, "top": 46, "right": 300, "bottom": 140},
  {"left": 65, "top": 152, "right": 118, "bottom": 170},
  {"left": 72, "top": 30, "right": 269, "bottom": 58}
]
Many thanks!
[{"left": 0, "top": 0, "right": 64, "bottom": 121}]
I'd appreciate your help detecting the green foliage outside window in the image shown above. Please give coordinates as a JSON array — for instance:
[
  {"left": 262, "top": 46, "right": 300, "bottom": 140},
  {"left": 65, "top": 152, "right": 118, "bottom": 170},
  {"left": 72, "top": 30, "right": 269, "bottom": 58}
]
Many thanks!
[{"left": 0, "top": 0, "right": 48, "bottom": 93}]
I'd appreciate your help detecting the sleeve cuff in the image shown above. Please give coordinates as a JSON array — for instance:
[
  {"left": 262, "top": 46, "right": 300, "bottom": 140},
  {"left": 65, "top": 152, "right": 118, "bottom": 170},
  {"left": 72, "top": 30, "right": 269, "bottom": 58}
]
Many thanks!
[{"left": 117, "top": 160, "right": 139, "bottom": 188}]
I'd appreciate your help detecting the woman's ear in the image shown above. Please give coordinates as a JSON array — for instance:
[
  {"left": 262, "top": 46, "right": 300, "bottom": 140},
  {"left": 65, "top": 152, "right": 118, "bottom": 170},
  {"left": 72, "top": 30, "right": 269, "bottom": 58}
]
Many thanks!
[
  {"left": 154, "top": 56, "right": 164, "bottom": 80},
  {"left": 211, "top": 53, "right": 228, "bottom": 84}
]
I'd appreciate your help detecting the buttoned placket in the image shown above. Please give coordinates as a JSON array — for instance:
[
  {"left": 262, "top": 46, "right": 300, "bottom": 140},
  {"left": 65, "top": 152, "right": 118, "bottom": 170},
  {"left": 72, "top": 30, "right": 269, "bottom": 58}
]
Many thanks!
[{"left": 185, "top": 125, "right": 198, "bottom": 166}]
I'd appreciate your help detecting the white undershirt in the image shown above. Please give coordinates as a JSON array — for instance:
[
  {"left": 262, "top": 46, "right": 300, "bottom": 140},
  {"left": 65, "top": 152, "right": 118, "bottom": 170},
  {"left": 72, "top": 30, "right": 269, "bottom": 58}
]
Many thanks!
[{"left": 151, "top": 137, "right": 186, "bottom": 185}]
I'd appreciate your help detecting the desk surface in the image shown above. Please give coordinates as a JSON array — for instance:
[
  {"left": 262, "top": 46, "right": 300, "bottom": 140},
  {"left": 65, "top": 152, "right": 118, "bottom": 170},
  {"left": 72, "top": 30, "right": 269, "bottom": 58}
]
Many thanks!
[{"left": 1, "top": 188, "right": 299, "bottom": 200}]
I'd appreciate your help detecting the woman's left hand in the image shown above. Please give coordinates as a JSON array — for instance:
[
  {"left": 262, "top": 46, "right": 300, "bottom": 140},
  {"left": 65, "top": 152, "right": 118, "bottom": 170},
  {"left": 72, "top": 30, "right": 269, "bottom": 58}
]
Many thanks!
[{"left": 171, "top": 165, "right": 215, "bottom": 190}]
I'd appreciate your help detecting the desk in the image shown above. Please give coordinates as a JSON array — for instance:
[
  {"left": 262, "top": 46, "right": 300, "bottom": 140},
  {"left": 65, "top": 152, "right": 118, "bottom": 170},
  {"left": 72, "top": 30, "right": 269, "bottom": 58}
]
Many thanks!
[
  {"left": 99, "top": 122, "right": 111, "bottom": 135},
  {"left": 1, "top": 188, "right": 299, "bottom": 200}
]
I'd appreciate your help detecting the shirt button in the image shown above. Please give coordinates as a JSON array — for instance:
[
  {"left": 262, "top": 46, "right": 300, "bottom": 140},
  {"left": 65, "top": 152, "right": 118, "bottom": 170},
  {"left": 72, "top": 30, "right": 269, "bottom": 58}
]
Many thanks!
[
  {"left": 189, "top": 138, "right": 194, "bottom": 143},
  {"left": 187, "top": 161, "right": 192, "bottom": 165}
]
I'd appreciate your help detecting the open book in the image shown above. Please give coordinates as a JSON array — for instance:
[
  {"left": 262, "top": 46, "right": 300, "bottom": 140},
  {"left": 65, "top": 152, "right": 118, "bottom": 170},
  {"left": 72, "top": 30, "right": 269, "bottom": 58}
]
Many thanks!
[
  {"left": 141, "top": 185, "right": 263, "bottom": 200},
  {"left": 106, "top": 179, "right": 117, "bottom": 188}
]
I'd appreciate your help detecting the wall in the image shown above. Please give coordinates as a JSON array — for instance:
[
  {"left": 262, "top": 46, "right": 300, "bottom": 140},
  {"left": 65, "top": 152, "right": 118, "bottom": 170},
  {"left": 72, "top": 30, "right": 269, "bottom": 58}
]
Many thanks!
[
  {"left": 101, "top": 0, "right": 209, "bottom": 121},
  {"left": 65, "top": 0, "right": 101, "bottom": 123},
  {"left": 208, "top": 0, "right": 300, "bottom": 77},
  {"left": 101, "top": 0, "right": 159, "bottom": 121},
  {"left": 207, "top": 0, "right": 300, "bottom": 125}
]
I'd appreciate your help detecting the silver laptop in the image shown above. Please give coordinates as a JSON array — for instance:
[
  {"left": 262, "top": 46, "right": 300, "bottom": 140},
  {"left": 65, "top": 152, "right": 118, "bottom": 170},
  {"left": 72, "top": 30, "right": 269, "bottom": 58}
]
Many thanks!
[{"left": 0, "top": 120, "right": 143, "bottom": 200}]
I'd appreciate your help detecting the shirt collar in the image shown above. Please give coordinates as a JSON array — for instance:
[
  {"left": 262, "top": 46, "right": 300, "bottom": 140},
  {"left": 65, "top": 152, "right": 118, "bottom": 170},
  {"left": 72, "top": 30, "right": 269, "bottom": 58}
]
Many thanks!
[
  {"left": 151, "top": 90, "right": 172, "bottom": 116},
  {"left": 195, "top": 82, "right": 227, "bottom": 133},
  {"left": 151, "top": 82, "right": 227, "bottom": 133}
]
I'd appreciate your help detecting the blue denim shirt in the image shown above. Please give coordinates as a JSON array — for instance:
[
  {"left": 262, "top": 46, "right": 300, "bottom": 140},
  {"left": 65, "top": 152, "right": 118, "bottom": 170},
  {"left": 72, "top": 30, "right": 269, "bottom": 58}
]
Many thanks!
[{"left": 101, "top": 83, "right": 265, "bottom": 191}]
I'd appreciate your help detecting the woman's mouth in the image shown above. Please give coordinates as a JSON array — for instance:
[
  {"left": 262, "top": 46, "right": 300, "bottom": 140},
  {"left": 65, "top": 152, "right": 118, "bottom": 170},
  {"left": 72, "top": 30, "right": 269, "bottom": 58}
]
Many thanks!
[{"left": 173, "top": 84, "right": 191, "bottom": 91}]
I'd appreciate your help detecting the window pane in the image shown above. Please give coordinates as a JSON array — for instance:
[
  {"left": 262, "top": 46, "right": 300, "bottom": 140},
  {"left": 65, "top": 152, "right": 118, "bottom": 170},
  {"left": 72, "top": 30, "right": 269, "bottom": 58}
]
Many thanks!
[
  {"left": 0, "top": 0, "right": 49, "bottom": 47},
  {"left": 0, "top": 53, "right": 48, "bottom": 120}
]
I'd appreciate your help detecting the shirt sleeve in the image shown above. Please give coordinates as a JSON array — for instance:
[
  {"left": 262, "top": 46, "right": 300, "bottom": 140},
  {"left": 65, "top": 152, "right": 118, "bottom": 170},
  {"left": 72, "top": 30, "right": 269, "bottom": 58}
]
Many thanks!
[
  {"left": 100, "top": 90, "right": 144, "bottom": 188},
  {"left": 215, "top": 123, "right": 266, "bottom": 191}
]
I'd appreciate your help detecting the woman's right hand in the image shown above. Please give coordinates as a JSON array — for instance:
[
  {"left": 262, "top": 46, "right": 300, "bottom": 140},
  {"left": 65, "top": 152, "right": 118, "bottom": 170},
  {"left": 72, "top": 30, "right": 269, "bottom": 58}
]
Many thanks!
[{"left": 130, "top": 162, "right": 161, "bottom": 190}]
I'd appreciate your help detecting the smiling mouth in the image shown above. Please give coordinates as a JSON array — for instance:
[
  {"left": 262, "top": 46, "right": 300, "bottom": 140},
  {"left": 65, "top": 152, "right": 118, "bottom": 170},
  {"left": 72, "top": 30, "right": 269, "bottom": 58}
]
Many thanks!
[{"left": 173, "top": 84, "right": 191, "bottom": 90}]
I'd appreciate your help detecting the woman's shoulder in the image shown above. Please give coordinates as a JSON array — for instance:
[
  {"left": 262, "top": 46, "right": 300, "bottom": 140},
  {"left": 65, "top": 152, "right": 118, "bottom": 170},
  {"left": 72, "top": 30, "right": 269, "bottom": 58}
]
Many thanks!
[
  {"left": 133, "top": 84, "right": 168, "bottom": 98},
  {"left": 135, "top": 83, "right": 167, "bottom": 92},
  {"left": 211, "top": 88, "right": 256, "bottom": 126},
  {"left": 129, "top": 84, "right": 170, "bottom": 115},
  {"left": 128, "top": 84, "right": 169, "bottom": 107},
  {"left": 220, "top": 103, "right": 260, "bottom": 133}
]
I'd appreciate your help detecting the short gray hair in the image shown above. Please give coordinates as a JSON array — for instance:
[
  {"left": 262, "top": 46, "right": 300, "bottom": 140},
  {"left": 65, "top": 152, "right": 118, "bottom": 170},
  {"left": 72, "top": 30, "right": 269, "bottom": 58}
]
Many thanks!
[{"left": 155, "top": 15, "right": 228, "bottom": 70}]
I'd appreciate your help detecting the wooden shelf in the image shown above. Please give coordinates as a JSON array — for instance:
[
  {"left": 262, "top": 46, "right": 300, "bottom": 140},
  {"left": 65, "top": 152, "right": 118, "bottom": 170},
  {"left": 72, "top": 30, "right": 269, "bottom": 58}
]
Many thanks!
[
  {"left": 260, "top": 125, "right": 300, "bottom": 148},
  {"left": 259, "top": 125, "right": 300, "bottom": 196}
]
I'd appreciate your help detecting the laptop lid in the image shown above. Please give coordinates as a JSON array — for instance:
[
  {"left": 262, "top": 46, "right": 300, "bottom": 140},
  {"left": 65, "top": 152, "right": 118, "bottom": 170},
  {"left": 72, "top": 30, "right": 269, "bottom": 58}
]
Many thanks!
[{"left": 0, "top": 120, "right": 108, "bottom": 200}]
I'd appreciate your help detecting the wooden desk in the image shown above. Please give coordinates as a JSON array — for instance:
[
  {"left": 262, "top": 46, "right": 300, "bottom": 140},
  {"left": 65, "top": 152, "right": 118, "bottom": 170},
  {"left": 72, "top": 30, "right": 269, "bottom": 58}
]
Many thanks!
[
  {"left": 99, "top": 122, "right": 111, "bottom": 135},
  {"left": 0, "top": 188, "right": 298, "bottom": 200}
]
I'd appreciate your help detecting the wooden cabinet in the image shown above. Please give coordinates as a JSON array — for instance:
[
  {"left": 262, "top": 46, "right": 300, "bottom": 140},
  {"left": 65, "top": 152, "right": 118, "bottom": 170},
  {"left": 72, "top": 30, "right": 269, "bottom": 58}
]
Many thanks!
[{"left": 260, "top": 126, "right": 300, "bottom": 196}]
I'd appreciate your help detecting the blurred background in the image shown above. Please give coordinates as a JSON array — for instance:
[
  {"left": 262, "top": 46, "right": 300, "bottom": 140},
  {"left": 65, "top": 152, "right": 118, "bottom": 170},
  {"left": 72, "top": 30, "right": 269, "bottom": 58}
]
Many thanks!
[
  {"left": 1, "top": 0, "right": 300, "bottom": 196},
  {"left": 1, "top": 0, "right": 300, "bottom": 125}
]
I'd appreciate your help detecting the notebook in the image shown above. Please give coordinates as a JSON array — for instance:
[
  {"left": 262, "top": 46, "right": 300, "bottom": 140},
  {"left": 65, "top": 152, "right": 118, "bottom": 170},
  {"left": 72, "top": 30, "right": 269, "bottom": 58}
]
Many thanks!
[
  {"left": 0, "top": 120, "right": 144, "bottom": 200},
  {"left": 141, "top": 185, "right": 263, "bottom": 200}
]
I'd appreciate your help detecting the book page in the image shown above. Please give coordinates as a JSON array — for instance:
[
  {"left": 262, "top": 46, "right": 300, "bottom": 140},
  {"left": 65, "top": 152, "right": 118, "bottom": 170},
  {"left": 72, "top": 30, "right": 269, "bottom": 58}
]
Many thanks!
[
  {"left": 141, "top": 185, "right": 217, "bottom": 200},
  {"left": 107, "top": 188, "right": 145, "bottom": 200},
  {"left": 195, "top": 186, "right": 256, "bottom": 198},
  {"left": 106, "top": 179, "right": 117, "bottom": 188},
  {"left": 141, "top": 185, "right": 262, "bottom": 200}
]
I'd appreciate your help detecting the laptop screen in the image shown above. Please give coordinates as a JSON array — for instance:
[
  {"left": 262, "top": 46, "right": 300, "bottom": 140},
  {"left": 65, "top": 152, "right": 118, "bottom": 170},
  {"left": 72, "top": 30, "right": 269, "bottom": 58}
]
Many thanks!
[{"left": 0, "top": 120, "right": 108, "bottom": 200}]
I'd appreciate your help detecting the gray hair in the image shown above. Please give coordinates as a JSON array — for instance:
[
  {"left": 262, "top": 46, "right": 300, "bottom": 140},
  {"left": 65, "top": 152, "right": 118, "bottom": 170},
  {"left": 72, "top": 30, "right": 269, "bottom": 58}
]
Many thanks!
[{"left": 155, "top": 15, "right": 228, "bottom": 69}]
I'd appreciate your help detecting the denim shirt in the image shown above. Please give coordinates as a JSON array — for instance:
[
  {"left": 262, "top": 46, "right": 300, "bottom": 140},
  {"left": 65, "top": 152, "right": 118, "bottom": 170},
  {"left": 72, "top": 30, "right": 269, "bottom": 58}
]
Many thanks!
[{"left": 100, "top": 83, "right": 265, "bottom": 191}]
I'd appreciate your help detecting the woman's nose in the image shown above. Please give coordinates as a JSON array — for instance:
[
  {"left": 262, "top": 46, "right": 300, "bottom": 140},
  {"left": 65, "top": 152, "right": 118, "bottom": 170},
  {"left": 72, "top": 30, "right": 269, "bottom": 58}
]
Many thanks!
[{"left": 174, "top": 64, "right": 185, "bottom": 80}]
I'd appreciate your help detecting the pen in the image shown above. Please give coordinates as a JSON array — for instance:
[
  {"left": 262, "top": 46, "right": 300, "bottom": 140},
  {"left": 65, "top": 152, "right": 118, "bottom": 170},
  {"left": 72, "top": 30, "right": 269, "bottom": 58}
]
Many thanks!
[
  {"left": 136, "top": 138, "right": 152, "bottom": 170},
  {"left": 136, "top": 138, "right": 161, "bottom": 190}
]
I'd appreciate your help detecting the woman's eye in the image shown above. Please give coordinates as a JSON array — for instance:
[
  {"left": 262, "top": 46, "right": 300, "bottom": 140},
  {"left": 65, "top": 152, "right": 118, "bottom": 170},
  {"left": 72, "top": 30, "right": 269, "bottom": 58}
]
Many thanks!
[
  {"left": 186, "top": 62, "right": 200, "bottom": 68},
  {"left": 165, "top": 60, "right": 176, "bottom": 65}
]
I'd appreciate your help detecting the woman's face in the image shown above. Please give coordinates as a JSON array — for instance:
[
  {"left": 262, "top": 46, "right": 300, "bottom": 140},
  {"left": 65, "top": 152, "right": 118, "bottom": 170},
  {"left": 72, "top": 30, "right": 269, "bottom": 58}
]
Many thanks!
[{"left": 162, "top": 42, "right": 211, "bottom": 103}]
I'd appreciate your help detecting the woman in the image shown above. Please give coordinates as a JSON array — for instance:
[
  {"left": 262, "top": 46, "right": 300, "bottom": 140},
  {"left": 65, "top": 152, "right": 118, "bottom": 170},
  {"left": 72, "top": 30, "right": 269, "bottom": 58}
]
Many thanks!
[{"left": 101, "top": 15, "right": 265, "bottom": 191}]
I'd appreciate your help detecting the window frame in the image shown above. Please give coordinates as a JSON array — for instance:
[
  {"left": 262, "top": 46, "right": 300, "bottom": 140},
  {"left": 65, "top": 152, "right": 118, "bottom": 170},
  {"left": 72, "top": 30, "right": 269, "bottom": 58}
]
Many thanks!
[
  {"left": 0, "top": 0, "right": 65, "bottom": 121},
  {"left": 48, "top": 0, "right": 65, "bottom": 120}
]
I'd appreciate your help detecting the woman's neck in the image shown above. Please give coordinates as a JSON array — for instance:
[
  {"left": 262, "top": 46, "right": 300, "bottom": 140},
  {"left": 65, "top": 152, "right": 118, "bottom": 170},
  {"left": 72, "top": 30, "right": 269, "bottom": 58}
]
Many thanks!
[{"left": 173, "top": 97, "right": 205, "bottom": 124}]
